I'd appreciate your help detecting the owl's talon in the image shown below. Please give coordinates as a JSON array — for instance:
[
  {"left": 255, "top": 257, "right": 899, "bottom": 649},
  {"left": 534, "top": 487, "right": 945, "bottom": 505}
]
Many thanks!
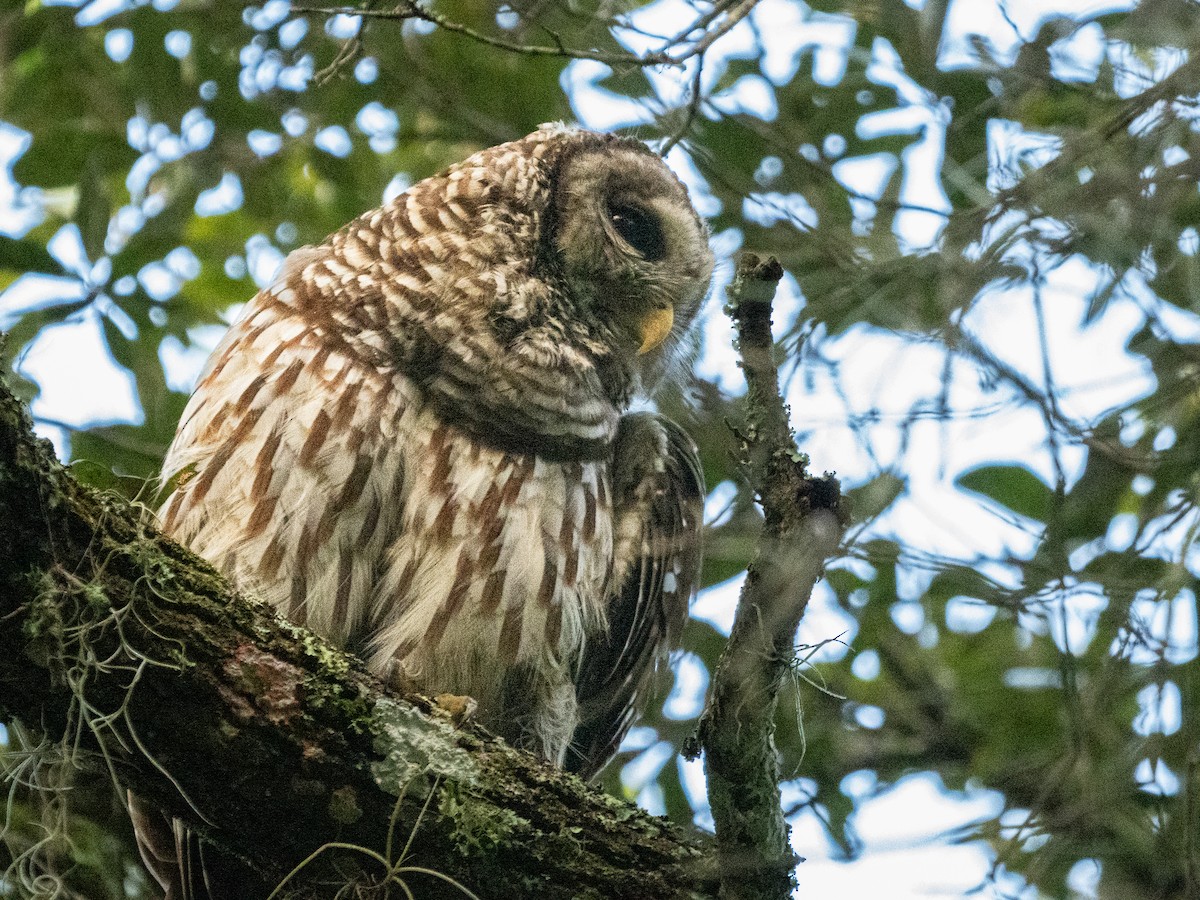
[{"left": 433, "top": 693, "right": 478, "bottom": 727}]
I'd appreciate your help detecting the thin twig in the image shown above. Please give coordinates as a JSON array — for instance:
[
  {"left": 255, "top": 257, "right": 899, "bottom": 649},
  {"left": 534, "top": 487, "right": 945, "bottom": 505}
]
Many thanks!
[
  {"left": 666, "top": 0, "right": 738, "bottom": 46},
  {"left": 660, "top": 59, "right": 706, "bottom": 157},
  {"left": 680, "top": 0, "right": 758, "bottom": 64}
]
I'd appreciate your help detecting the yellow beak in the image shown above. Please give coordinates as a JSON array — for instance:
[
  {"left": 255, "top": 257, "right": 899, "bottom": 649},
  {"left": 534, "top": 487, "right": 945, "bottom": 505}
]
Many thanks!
[{"left": 637, "top": 305, "right": 674, "bottom": 355}]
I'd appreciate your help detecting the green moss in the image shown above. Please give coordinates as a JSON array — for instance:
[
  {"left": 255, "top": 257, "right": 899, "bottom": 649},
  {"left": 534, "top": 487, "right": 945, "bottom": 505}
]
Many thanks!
[
  {"left": 328, "top": 785, "right": 363, "bottom": 825},
  {"left": 82, "top": 581, "right": 108, "bottom": 611},
  {"left": 296, "top": 628, "right": 353, "bottom": 674},
  {"left": 289, "top": 632, "right": 376, "bottom": 734},
  {"left": 438, "top": 785, "right": 528, "bottom": 856},
  {"left": 23, "top": 589, "right": 62, "bottom": 642},
  {"left": 126, "top": 537, "right": 175, "bottom": 584}
]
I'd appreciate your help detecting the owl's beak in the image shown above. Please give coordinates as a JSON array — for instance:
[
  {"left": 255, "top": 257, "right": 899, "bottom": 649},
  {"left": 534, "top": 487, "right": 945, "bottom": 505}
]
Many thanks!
[{"left": 637, "top": 305, "right": 674, "bottom": 355}]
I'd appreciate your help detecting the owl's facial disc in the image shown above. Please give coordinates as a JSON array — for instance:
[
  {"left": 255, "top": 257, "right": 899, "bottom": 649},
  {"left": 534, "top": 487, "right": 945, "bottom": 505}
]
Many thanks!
[{"left": 554, "top": 143, "right": 714, "bottom": 370}]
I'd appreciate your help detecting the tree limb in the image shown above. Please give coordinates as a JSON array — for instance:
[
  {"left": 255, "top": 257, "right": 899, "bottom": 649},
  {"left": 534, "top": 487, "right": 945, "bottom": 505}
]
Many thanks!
[
  {"left": 686, "top": 254, "right": 844, "bottom": 900},
  {"left": 0, "top": 375, "right": 718, "bottom": 899}
]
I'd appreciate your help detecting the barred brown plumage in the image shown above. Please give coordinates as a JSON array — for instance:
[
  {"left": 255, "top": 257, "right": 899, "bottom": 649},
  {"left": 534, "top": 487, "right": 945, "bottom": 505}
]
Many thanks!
[{"left": 134, "top": 125, "right": 713, "bottom": 898}]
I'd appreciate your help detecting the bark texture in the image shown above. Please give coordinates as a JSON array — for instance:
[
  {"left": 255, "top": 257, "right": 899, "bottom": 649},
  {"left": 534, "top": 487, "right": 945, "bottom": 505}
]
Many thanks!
[{"left": 0, "top": 376, "right": 717, "bottom": 900}]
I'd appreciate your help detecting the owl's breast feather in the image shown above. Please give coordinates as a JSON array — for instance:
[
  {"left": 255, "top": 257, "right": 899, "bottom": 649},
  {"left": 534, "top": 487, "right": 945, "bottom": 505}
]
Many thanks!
[{"left": 364, "top": 393, "right": 614, "bottom": 740}]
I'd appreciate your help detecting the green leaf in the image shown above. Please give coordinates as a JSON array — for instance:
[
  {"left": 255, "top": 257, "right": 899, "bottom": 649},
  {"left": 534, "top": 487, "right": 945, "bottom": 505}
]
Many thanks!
[
  {"left": 956, "top": 464, "right": 1053, "bottom": 522},
  {"left": 845, "top": 472, "right": 904, "bottom": 523},
  {"left": 76, "top": 154, "right": 112, "bottom": 263},
  {"left": 0, "top": 235, "right": 58, "bottom": 274}
]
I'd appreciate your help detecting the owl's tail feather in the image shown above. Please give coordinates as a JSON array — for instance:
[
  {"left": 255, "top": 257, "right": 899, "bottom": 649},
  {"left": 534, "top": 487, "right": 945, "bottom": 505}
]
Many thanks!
[{"left": 128, "top": 791, "right": 260, "bottom": 900}]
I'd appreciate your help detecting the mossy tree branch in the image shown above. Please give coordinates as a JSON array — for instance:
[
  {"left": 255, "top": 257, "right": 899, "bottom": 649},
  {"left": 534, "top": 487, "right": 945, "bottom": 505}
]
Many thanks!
[
  {"left": 686, "top": 254, "right": 844, "bottom": 900},
  {"left": 0, "top": 375, "right": 718, "bottom": 899}
]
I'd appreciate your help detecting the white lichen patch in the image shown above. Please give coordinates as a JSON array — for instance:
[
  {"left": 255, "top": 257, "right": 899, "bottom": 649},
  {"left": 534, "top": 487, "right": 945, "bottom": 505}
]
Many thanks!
[{"left": 369, "top": 697, "right": 479, "bottom": 793}]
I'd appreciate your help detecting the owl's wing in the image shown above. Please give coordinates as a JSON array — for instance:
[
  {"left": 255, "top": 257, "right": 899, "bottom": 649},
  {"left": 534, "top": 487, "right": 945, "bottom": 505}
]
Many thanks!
[
  {"left": 566, "top": 413, "right": 705, "bottom": 779},
  {"left": 159, "top": 255, "right": 407, "bottom": 650}
]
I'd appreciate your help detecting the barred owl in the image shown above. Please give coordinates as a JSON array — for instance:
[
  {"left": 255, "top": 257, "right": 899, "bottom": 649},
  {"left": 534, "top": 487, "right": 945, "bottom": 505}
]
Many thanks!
[{"left": 132, "top": 125, "right": 712, "bottom": 896}]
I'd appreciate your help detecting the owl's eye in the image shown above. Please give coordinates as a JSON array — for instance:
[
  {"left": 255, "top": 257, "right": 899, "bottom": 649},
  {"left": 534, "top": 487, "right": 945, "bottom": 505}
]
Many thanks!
[{"left": 610, "top": 204, "right": 666, "bottom": 261}]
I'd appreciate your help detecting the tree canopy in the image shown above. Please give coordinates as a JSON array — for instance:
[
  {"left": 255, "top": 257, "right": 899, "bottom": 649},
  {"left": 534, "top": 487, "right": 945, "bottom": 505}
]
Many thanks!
[{"left": 2, "top": 1, "right": 1199, "bottom": 898}]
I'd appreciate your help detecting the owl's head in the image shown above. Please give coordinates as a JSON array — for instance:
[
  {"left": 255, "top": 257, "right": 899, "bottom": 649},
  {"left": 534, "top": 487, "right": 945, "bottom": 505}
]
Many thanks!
[
  {"left": 545, "top": 128, "right": 714, "bottom": 392},
  {"left": 358, "top": 125, "right": 714, "bottom": 459}
]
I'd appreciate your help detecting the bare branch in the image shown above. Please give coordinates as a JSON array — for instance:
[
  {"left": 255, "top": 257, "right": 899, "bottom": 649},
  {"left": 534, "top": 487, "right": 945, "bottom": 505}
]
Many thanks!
[
  {"left": 659, "top": 60, "right": 706, "bottom": 156},
  {"left": 686, "top": 254, "right": 844, "bottom": 900},
  {"left": 677, "top": 0, "right": 757, "bottom": 65}
]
